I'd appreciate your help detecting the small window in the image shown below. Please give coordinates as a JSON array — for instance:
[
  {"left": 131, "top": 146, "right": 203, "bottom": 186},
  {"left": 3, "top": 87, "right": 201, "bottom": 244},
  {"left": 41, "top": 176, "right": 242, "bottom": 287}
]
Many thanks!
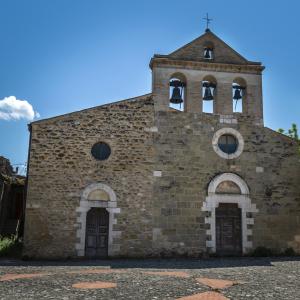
[
  {"left": 212, "top": 128, "right": 244, "bottom": 159},
  {"left": 91, "top": 142, "right": 111, "bottom": 160},
  {"left": 218, "top": 134, "right": 238, "bottom": 154}
]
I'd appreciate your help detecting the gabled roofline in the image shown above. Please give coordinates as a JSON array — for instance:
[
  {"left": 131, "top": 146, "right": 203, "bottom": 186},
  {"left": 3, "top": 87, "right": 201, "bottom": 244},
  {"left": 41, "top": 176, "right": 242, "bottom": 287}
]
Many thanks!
[
  {"left": 29, "top": 93, "right": 152, "bottom": 127},
  {"left": 166, "top": 30, "right": 261, "bottom": 65},
  {"left": 264, "top": 126, "right": 300, "bottom": 144}
]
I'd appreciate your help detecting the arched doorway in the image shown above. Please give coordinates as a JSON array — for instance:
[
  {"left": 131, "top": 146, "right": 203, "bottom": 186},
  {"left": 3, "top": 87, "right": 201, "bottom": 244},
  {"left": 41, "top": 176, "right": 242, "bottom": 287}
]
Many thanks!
[
  {"left": 85, "top": 208, "right": 109, "bottom": 258},
  {"left": 202, "top": 173, "right": 258, "bottom": 255},
  {"left": 75, "top": 183, "right": 120, "bottom": 258}
]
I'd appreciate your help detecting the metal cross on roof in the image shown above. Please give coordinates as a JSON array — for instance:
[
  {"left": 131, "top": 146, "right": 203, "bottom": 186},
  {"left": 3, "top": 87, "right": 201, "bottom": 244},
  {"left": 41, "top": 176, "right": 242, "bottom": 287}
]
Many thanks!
[{"left": 203, "top": 13, "right": 212, "bottom": 31}]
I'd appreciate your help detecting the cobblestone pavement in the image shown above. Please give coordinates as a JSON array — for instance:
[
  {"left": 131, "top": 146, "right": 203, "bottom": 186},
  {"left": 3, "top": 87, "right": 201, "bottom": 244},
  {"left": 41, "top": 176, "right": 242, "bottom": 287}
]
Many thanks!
[{"left": 0, "top": 257, "right": 299, "bottom": 299}]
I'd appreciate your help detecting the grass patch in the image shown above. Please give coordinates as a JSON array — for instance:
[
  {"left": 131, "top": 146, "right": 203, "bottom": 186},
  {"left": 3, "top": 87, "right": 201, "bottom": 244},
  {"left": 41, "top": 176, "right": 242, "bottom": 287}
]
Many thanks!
[{"left": 0, "top": 235, "right": 22, "bottom": 258}]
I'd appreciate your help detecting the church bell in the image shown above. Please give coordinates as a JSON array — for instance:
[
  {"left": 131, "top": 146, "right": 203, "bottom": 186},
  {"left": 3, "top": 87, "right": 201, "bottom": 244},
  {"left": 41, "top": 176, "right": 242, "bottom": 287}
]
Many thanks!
[
  {"left": 170, "top": 87, "right": 183, "bottom": 104},
  {"left": 202, "top": 82, "right": 215, "bottom": 101},
  {"left": 233, "top": 86, "right": 245, "bottom": 100},
  {"left": 203, "top": 86, "right": 213, "bottom": 100},
  {"left": 204, "top": 47, "right": 212, "bottom": 59},
  {"left": 169, "top": 80, "right": 185, "bottom": 104}
]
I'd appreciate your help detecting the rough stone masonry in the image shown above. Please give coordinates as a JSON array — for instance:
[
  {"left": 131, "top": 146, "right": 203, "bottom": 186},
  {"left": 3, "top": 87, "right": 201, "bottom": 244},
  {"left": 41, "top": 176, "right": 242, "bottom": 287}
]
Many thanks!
[{"left": 23, "top": 29, "right": 300, "bottom": 258}]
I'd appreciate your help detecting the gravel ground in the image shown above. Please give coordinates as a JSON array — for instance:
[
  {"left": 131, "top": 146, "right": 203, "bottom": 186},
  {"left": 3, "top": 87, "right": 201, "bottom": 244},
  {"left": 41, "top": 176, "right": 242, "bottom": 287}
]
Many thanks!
[{"left": 0, "top": 257, "right": 299, "bottom": 299}]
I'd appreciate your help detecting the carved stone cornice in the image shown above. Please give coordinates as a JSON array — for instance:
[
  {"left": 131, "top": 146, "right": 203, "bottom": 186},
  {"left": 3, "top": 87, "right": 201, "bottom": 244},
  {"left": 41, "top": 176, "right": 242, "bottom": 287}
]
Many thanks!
[{"left": 149, "top": 57, "right": 265, "bottom": 74}]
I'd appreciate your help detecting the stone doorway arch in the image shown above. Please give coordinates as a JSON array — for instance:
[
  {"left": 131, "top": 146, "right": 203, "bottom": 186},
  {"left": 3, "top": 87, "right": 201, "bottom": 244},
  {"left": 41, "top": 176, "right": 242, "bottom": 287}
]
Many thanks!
[
  {"left": 75, "top": 183, "right": 121, "bottom": 257},
  {"left": 202, "top": 173, "right": 258, "bottom": 254}
]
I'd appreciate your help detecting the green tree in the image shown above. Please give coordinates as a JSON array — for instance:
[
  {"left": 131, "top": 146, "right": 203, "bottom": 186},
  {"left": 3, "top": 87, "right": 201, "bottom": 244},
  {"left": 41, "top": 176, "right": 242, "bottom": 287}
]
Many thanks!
[
  {"left": 278, "top": 124, "right": 299, "bottom": 155},
  {"left": 278, "top": 123, "right": 299, "bottom": 140}
]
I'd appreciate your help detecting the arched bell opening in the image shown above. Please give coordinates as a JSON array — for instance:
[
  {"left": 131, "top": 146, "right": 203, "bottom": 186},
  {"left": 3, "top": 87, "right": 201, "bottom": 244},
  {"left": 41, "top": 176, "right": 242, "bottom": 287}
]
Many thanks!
[
  {"left": 203, "top": 41, "right": 214, "bottom": 60},
  {"left": 202, "top": 75, "right": 217, "bottom": 113},
  {"left": 232, "top": 77, "right": 247, "bottom": 113},
  {"left": 169, "top": 73, "right": 186, "bottom": 112}
]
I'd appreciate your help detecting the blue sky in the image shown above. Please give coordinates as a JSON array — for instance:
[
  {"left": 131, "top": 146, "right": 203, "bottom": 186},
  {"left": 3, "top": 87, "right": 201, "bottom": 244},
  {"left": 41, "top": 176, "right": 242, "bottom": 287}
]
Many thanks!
[{"left": 0, "top": 0, "right": 300, "bottom": 170}]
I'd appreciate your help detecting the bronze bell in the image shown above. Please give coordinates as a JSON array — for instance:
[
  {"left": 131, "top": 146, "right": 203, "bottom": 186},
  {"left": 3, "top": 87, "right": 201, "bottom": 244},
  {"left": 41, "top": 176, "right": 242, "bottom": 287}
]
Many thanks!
[
  {"left": 204, "top": 48, "right": 211, "bottom": 59},
  {"left": 233, "top": 88, "right": 242, "bottom": 100},
  {"left": 233, "top": 85, "right": 245, "bottom": 100},
  {"left": 203, "top": 86, "right": 213, "bottom": 100},
  {"left": 170, "top": 80, "right": 184, "bottom": 104},
  {"left": 204, "top": 48, "right": 212, "bottom": 59},
  {"left": 170, "top": 86, "right": 183, "bottom": 104}
]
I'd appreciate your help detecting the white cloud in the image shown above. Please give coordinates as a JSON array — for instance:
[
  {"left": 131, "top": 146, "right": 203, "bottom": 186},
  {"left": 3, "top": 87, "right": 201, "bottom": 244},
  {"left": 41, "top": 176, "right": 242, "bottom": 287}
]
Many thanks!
[{"left": 0, "top": 96, "right": 40, "bottom": 121}]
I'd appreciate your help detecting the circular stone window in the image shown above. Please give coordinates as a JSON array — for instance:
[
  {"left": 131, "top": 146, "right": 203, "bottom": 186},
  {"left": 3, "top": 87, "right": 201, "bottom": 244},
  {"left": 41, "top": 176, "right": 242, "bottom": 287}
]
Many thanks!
[
  {"left": 91, "top": 142, "right": 111, "bottom": 160},
  {"left": 218, "top": 134, "right": 238, "bottom": 154},
  {"left": 212, "top": 128, "right": 244, "bottom": 159}
]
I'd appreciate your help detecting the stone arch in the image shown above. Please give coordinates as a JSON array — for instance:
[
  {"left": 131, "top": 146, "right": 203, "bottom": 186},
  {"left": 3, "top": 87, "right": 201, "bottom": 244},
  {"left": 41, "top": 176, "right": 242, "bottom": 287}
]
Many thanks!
[
  {"left": 82, "top": 183, "right": 116, "bottom": 202},
  {"left": 203, "top": 40, "right": 214, "bottom": 49},
  {"left": 169, "top": 72, "right": 187, "bottom": 83},
  {"left": 202, "top": 173, "right": 258, "bottom": 254},
  {"left": 208, "top": 173, "right": 249, "bottom": 195},
  {"left": 216, "top": 181, "right": 241, "bottom": 194},
  {"left": 202, "top": 74, "right": 217, "bottom": 84},
  {"left": 75, "top": 183, "right": 121, "bottom": 257}
]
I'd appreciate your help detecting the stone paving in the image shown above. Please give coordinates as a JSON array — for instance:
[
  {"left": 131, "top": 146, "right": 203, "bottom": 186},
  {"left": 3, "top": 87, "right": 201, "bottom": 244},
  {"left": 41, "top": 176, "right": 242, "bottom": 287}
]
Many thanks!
[{"left": 0, "top": 257, "right": 299, "bottom": 299}]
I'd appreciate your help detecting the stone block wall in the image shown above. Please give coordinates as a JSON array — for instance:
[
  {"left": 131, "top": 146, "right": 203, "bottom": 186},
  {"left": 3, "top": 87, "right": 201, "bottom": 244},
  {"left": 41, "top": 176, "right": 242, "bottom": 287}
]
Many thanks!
[
  {"left": 151, "top": 111, "right": 300, "bottom": 256},
  {"left": 169, "top": 31, "right": 247, "bottom": 65},
  {"left": 23, "top": 95, "right": 156, "bottom": 258},
  {"left": 151, "top": 63, "right": 264, "bottom": 125},
  {"left": 24, "top": 93, "right": 300, "bottom": 258}
]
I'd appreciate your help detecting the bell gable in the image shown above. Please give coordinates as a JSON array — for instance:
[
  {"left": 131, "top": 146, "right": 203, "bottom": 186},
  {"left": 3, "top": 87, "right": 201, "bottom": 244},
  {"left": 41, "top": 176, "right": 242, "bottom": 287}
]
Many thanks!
[{"left": 167, "top": 30, "right": 260, "bottom": 65}]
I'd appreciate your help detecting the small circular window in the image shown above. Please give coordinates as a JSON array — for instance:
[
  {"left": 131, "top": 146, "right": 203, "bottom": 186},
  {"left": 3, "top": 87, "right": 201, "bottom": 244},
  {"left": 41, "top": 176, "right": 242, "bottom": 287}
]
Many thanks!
[
  {"left": 218, "top": 134, "right": 238, "bottom": 154},
  {"left": 212, "top": 128, "right": 244, "bottom": 159},
  {"left": 91, "top": 142, "right": 111, "bottom": 160}
]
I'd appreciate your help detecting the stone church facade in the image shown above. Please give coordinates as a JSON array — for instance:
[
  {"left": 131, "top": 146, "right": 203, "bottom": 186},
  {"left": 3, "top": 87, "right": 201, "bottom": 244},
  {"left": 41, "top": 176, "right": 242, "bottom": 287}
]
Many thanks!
[{"left": 23, "top": 29, "right": 300, "bottom": 258}]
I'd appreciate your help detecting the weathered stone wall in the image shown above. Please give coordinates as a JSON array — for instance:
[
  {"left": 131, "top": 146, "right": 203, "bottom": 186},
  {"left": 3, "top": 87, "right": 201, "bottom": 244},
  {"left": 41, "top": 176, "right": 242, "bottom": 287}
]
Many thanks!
[
  {"left": 23, "top": 27, "right": 300, "bottom": 257},
  {"left": 24, "top": 96, "right": 300, "bottom": 258},
  {"left": 23, "top": 95, "right": 155, "bottom": 258},
  {"left": 151, "top": 111, "right": 300, "bottom": 256},
  {"left": 152, "top": 64, "right": 263, "bottom": 124}
]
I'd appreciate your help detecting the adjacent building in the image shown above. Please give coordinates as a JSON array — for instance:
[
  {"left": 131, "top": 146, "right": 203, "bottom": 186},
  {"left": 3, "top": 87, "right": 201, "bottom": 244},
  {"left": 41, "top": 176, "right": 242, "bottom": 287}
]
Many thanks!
[{"left": 0, "top": 156, "right": 25, "bottom": 237}]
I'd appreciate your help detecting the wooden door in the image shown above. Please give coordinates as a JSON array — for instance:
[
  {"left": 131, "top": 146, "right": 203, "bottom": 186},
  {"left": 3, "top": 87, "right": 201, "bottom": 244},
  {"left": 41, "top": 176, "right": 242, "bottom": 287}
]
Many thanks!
[
  {"left": 216, "top": 203, "right": 242, "bottom": 256},
  {"left": 85, "top": 208, "right": 109, "bottom": 258}
]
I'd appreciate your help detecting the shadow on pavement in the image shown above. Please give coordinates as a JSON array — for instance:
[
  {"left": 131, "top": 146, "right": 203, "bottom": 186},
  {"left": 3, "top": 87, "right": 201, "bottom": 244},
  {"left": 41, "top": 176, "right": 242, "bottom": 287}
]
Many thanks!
[{"left": 0, "top": 257, "right": 299, "bottom": 269}]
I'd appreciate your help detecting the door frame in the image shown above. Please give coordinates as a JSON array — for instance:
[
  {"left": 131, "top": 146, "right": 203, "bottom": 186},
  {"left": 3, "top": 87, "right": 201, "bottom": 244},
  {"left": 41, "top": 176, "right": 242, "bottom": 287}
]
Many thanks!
[
  {"left": 202, "top": 173, "right": 258, "bottom": 254},
  {"left": 75, "top": 183, "right": 121, "bottom": 257},
  {"left": 85, "top": 207, "right": 109, "bottom": 258},
  {"left": 215, "top": 203, "right": 242, "bottom": 256}
]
